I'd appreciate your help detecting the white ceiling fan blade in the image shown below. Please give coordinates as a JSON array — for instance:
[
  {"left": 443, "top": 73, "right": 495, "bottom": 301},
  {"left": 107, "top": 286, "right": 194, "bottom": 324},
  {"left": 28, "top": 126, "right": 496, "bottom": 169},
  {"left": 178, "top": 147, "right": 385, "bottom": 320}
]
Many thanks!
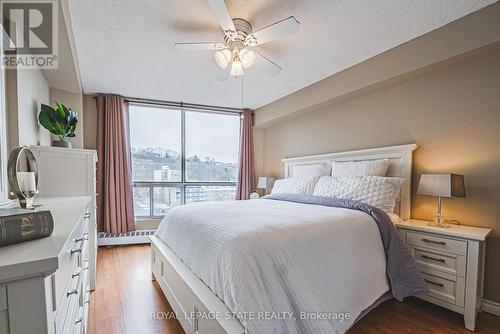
[
  {"left": 255, "top": 52, "right": 281, "bottom": 76},
  {"left": 207, "top": 0, "right": 236, "bottom": 40},
  {"left": 174, "top": 42, "right": 225, "bottom": 51},
  {"left": 216, "top": 65, "right": 231, "bottom": 81},
  {"left": 246, "top": 16, "right": 299, "bottom": 46}
]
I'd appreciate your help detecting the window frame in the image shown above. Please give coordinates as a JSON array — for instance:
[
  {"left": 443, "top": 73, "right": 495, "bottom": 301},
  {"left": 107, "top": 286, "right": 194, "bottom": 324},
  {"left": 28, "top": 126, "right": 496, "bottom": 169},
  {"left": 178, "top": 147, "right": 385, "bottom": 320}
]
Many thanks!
[{"left": 129, "top": 102, "right": 241, "bottom": 219}]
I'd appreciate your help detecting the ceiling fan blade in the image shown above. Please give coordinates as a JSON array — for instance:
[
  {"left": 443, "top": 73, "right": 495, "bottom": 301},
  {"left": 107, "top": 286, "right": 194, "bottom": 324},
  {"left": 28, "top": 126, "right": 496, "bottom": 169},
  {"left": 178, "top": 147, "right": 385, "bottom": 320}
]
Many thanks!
[
  {"left": 216, "top": 65, "right": 231, "bottom": 81},
  {"left": 174, "top": 42, "right": 225, "bottom": 51},
  {"left": 207, "top": 0, "right": 237, "bottom": 40},
  {"left": 255, "top": 52, "right": 281, "bottom": 76},
  {"left": 246, "top": 16, "right": 299, "bottom": 46}
]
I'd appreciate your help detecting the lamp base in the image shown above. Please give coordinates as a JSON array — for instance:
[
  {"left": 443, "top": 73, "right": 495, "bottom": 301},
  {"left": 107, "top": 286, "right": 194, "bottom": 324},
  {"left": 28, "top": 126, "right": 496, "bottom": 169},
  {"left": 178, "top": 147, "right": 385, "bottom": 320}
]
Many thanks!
[
  {"left": 19, "top": 197, "right": 34, "bottom": 209},
  {"left": 428, "top": 221, "right": 451, "bottom": 228}
]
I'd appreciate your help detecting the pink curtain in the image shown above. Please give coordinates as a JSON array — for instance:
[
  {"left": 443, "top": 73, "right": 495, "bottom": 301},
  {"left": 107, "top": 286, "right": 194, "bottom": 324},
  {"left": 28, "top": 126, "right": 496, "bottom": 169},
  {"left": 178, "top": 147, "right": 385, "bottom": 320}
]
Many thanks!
[
  {"left": 96, "top": 95, "right": 135, "bottom": 233},
  {"left": 235, "top": 109, "right": 255, "bottom": 200}
]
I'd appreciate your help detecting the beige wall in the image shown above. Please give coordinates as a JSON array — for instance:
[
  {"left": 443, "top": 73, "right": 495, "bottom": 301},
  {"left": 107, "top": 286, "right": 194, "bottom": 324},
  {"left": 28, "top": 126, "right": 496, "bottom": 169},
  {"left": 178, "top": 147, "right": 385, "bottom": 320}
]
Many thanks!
[
  {"left": 255, "top": 2, "right": 500, "bottom": 127},
  {"left": 6, "top": 68, "right": 51, "bottom": 150},
  {"left": 82, "top": 94, "right": 97, "bottom": 149},
  {"left": 49, "top": 88, "right": 84, "bottom": 148},
  {"left": 259, "top": 53, "right": 500, "bottom": 302}
]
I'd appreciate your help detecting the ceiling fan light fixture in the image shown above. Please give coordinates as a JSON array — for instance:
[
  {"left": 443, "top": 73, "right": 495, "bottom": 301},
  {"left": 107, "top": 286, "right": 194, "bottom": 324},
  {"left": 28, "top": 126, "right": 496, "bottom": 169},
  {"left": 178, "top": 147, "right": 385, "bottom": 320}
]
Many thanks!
[
  {"left": 230, "top": 60, "right": 244, "bottom": 77},
  {"left": 214, "top": 49, "right": 232, "bottom": 68},
  {"left": 239, "top": 48, "right": 256, "bottom": 69}
]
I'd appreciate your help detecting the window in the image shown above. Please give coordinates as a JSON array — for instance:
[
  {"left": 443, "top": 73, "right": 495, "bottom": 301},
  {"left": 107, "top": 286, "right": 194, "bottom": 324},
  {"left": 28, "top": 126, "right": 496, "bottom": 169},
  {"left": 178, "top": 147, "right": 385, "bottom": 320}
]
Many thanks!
[{"left": 129, "top": 104, "right": 240, "bottom": 218}]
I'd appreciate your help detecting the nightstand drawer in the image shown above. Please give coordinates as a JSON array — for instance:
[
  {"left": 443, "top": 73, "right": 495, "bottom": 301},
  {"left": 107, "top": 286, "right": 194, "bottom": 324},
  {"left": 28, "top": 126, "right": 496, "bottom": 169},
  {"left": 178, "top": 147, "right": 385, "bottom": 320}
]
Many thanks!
[
  {"left": 407, "top": 231, "right": 467, "bottom": 255},
  {"left": 412, "top": 247, "right": 466, "bottom": 277},
  {"left": 421, "top": 271, "right": 465, "bottom": 307}
]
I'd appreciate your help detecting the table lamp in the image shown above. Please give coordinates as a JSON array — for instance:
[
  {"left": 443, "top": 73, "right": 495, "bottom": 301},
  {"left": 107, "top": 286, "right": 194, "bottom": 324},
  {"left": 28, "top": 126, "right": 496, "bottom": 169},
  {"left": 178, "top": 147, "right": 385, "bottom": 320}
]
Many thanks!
[
  {"left": 417, "top": 173, "right": 465, "bottom": 228},
  {"left": 257, "top": 177, "right": 275, "bottom": 196}
]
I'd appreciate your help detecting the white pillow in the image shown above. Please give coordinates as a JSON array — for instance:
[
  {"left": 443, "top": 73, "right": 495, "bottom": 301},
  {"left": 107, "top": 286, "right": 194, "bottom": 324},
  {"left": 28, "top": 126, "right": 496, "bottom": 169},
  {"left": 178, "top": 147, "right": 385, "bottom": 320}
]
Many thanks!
[
  {"left": 313, "top": 176, "right": 405, "bottom": 213},
  {"left": 271, "top": 176, "right": 319, "bottom": 195},
  {"left": 292, "top": 163, "right": 331, "bottom": 178},
  {"left": 331, "top": 159, "right": 389, "bottom": 177}
]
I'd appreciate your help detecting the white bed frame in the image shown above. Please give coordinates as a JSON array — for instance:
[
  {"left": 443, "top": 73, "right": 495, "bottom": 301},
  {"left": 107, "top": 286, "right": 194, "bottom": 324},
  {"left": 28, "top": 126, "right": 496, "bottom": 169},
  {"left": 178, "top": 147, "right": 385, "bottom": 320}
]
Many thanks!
[
  {"left": 282, "top": 143, "right": 417, "bottom": 220},
  {"left": 150, "top": 143, "right": 418, "bottom": 334}
]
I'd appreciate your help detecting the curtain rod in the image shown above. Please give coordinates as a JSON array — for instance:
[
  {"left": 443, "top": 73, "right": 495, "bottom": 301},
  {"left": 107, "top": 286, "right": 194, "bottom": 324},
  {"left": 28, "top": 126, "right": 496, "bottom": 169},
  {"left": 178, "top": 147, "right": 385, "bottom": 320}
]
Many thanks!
[{"left": 93, "top": 95, "right": 243, "bottom": 115}]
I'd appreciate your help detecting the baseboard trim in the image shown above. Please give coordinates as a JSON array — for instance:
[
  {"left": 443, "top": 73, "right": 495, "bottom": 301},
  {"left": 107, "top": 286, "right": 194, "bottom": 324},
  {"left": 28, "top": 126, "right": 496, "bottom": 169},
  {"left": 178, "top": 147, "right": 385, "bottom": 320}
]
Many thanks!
[
  {"left": 97, "top": 230, "right": 155, "bottom": 246},
  {"left": 482, "top": 299, "right": 500, "bottom": 317}
]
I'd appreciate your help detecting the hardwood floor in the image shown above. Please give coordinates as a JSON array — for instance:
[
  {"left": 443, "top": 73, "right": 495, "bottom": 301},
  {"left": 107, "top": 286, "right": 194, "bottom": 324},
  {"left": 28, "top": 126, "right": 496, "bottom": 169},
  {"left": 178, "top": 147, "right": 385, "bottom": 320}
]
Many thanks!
[{"left": 89, "top": 244, "right": 500, "bottom": 334}]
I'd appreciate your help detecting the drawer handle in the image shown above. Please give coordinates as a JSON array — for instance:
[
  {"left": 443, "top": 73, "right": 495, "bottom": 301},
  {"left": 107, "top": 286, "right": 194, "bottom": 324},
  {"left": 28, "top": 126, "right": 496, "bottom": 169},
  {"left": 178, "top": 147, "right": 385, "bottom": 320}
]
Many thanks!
[
  {"left": 72, "top": 270, "right": 82, "bottom": 278},
  {"left": 70, "top": 248, "right": 82, "bottom": 255},
  {"left": 421, "top": 255, "right": 446, "bottom": 263},
  {"left": 74, "top": 233, "right": 89, "bottom": 243},
  {"left": 66, "top": 289, "right": 78, "bottom": 297},
  {"left": 75, "top": 317, "right": 83, "bottom": 324},
  {"left": 422, "top": 238, "right": 446, "bottom": 246},
  {"left": 424, "top": 279, "right": 444, "bottom": 288},
  {"left": 84, "top": 213, "right": 91, "bottom": 219}
]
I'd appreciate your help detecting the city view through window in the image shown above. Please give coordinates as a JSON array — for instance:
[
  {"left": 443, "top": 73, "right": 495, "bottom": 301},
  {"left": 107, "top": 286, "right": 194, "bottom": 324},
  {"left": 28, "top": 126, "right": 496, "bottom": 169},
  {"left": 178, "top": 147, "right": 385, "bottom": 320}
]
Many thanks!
[{"left": 129, "top": 105, "right": 240, "bottom": 217}]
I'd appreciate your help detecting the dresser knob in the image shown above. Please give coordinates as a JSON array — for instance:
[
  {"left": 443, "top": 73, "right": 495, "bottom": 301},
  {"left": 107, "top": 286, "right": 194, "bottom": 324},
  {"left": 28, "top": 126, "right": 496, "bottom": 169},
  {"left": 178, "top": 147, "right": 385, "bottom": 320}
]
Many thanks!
[
  {"left": 422, "top": 238, "right": 446, "bottom": 246},
  {"left": 424, "top": 279, "right": 444, "bottom": 288},
  {"left": 70, "top": 248, "right": 82, "bottom": 255},
  {"left": 74, "top": 233, "right": 88, "bottom": 243},
  {"left": 421, "top": 255, "right": 445, "bottom": 263},
  {"left": 66, "top": 289, "right": 78, "bottom": 297}
]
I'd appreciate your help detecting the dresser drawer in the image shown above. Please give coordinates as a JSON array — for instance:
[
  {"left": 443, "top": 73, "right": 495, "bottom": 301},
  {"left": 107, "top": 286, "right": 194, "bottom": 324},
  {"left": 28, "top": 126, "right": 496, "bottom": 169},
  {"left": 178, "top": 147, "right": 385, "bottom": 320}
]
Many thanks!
[
  {"left": 421, "top": 271, "right": 465, "bottom": 307},
  {"left": 412, "top": 247, "right": 466, "bottom": 277},
  {"left": 54, "top": 251, "right": 80, "bottom": 312},
  {"left": 407, "top": 231, "right": 467, "bottom": 255},
  {"left": 54, "top": 218, "right": 87, "bottom": 309},
  {"left": 62, "top": 274, "right": 82, "bottom": 334},
  {"left": 55, "top": 272, "right": 81, "bottom": 334}
]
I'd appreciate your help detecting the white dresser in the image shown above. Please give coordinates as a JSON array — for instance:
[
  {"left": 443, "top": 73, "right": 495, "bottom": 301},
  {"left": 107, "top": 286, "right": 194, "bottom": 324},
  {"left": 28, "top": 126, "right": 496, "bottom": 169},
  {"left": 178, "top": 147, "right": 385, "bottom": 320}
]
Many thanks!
[
  {"left": 29, "top": 146, "right": 97, "bottom": 291},
  {"left": 0, "top": 197, "right": 94, "bottom": 334},
  {"left": 396, "top": 220, "right": 491, "bottom": 331}
]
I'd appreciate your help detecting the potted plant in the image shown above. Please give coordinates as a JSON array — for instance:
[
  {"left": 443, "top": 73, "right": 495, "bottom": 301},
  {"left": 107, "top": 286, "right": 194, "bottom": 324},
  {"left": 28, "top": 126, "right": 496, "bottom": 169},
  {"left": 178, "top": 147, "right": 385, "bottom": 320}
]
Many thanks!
[{"left": 38, "top": 102, "right": 78, "bottom": 148}]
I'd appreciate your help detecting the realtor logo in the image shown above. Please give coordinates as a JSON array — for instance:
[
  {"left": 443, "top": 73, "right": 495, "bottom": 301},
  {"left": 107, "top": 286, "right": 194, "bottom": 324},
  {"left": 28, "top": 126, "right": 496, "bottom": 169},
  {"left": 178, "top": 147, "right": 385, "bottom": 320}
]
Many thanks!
[{"left": 1, "top": 0, "right": 58, "bottom": 69}]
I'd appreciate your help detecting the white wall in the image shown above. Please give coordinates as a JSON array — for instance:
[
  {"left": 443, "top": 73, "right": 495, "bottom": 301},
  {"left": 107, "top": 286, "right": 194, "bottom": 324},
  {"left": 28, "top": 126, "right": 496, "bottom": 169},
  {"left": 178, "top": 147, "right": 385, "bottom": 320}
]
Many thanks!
[
  {"left": 6, "top": 68, "right": 50, "bottom": 150},
  {"left": 17, "top": 69, "right": 51, "bottom": 146}
]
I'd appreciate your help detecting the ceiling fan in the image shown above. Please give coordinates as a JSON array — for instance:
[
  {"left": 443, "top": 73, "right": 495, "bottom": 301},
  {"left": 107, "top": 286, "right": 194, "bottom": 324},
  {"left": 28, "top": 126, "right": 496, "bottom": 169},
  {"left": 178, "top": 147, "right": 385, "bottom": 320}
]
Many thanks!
[{"left": 173, "top": 0, "right": 300, "bottom": 80}]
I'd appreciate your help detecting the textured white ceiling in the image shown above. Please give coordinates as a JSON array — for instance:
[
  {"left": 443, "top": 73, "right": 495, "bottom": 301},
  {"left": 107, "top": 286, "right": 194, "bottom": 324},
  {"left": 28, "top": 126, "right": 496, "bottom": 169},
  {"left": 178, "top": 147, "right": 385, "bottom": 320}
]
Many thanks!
[{"left": 68, "top": 0, "right": 496, "bottom": 109}]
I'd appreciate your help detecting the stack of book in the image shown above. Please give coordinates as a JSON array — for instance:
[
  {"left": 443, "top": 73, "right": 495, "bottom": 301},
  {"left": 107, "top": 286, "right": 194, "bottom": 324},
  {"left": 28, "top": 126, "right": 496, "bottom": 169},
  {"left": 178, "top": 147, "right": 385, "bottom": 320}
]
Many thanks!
[{"left": 0, "top": 207, "right": 54, "bottom": 247}]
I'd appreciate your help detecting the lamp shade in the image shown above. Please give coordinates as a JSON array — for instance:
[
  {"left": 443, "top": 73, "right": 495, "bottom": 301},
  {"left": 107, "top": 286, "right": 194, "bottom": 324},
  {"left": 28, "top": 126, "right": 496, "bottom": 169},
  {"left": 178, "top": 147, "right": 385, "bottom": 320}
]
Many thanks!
[
  {"left": 417, "top": 174, "right": 465, "bottom": 198},
  {"left": 257, "top": 177, "right": 275, "bottom": 190}
]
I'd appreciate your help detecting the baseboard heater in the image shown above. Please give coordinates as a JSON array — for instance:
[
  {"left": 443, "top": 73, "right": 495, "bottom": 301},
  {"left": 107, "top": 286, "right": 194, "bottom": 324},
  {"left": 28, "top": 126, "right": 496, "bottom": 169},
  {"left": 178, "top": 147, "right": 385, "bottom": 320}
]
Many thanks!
[{"left": 97, "top": 230, "right": 156, "bottom": 246}]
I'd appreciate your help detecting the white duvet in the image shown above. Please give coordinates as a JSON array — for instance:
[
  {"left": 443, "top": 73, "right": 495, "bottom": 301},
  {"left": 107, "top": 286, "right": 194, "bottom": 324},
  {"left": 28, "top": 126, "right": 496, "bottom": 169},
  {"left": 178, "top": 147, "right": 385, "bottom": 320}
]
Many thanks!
[{"left": 155, "top": 199, "right": 390, "bottom": 334}]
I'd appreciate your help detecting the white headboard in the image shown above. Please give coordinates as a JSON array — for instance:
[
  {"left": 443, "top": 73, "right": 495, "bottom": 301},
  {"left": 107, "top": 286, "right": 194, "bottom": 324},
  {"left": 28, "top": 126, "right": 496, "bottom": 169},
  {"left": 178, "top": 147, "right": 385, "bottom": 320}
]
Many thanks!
[{"left": 282, "top": 144, "right": 418, "bottom": 220}]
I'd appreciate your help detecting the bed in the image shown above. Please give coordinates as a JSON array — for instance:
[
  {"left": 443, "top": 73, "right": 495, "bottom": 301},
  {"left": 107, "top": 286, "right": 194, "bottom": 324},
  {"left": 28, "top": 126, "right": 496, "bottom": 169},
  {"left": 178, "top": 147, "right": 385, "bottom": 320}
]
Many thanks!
[{"left": 150, "top": 144, "right": 421, "bottom": 334}]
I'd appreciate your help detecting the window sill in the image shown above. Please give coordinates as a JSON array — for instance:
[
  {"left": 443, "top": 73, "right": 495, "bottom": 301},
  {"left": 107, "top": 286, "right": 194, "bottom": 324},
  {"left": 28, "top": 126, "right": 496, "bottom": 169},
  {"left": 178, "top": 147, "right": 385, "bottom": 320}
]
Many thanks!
[{"left": 135, "top": 218, "right": 162, "bottom": 230}]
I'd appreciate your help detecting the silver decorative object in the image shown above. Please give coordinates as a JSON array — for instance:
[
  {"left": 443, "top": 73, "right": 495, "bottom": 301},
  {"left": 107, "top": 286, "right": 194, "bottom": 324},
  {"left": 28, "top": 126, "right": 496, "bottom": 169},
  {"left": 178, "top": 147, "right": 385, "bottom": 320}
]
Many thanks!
[{"left": 7, "top": 146, "right": 39, "bottom": 209}]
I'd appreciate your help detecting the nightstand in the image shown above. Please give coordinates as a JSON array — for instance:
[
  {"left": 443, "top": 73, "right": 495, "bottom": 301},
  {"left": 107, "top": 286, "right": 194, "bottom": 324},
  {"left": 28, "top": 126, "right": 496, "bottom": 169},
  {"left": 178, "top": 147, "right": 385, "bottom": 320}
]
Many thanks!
[{"left": 395, "top": 220, "right": 491, "bottom": 331}]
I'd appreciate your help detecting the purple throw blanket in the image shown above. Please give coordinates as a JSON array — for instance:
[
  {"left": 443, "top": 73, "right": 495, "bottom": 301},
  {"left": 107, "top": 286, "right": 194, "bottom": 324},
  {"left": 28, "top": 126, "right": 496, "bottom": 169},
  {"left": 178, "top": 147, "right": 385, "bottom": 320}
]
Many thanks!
[{"left": 264, "top": 194, "right": 429, "bottom": 300}]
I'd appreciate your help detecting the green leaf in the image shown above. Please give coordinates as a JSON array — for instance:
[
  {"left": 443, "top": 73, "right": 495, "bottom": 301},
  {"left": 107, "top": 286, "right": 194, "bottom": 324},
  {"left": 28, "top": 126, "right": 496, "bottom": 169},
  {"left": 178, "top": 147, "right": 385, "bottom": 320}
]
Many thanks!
[
  {"left": 55, "top": 102, "right": 66, "bottom": 119},
  {"left": 38, "top": 111, "right": 58, "bottom": 135},
  {"left": 38, "top": 102, "right": 79, "bottom": 140}
]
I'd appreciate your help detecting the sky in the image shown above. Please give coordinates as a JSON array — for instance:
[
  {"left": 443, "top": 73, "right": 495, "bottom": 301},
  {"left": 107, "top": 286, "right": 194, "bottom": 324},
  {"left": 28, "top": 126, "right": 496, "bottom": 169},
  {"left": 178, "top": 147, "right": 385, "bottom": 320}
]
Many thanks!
[{"left": 129, "top": 105, "right": 240, "bottom": 163}]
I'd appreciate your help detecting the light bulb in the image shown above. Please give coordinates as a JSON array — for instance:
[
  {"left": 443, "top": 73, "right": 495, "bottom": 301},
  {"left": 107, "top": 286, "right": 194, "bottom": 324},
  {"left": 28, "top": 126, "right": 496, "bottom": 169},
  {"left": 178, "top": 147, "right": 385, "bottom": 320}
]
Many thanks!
[
  {"left": 214, "top": 49, "right": 231, "bottom": 69},
  {"left": 239, "top": 48, "right": 256, "bottom": 69},
  {"left": 230, "top": 60, "right": 244, "bottom": 76}
]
